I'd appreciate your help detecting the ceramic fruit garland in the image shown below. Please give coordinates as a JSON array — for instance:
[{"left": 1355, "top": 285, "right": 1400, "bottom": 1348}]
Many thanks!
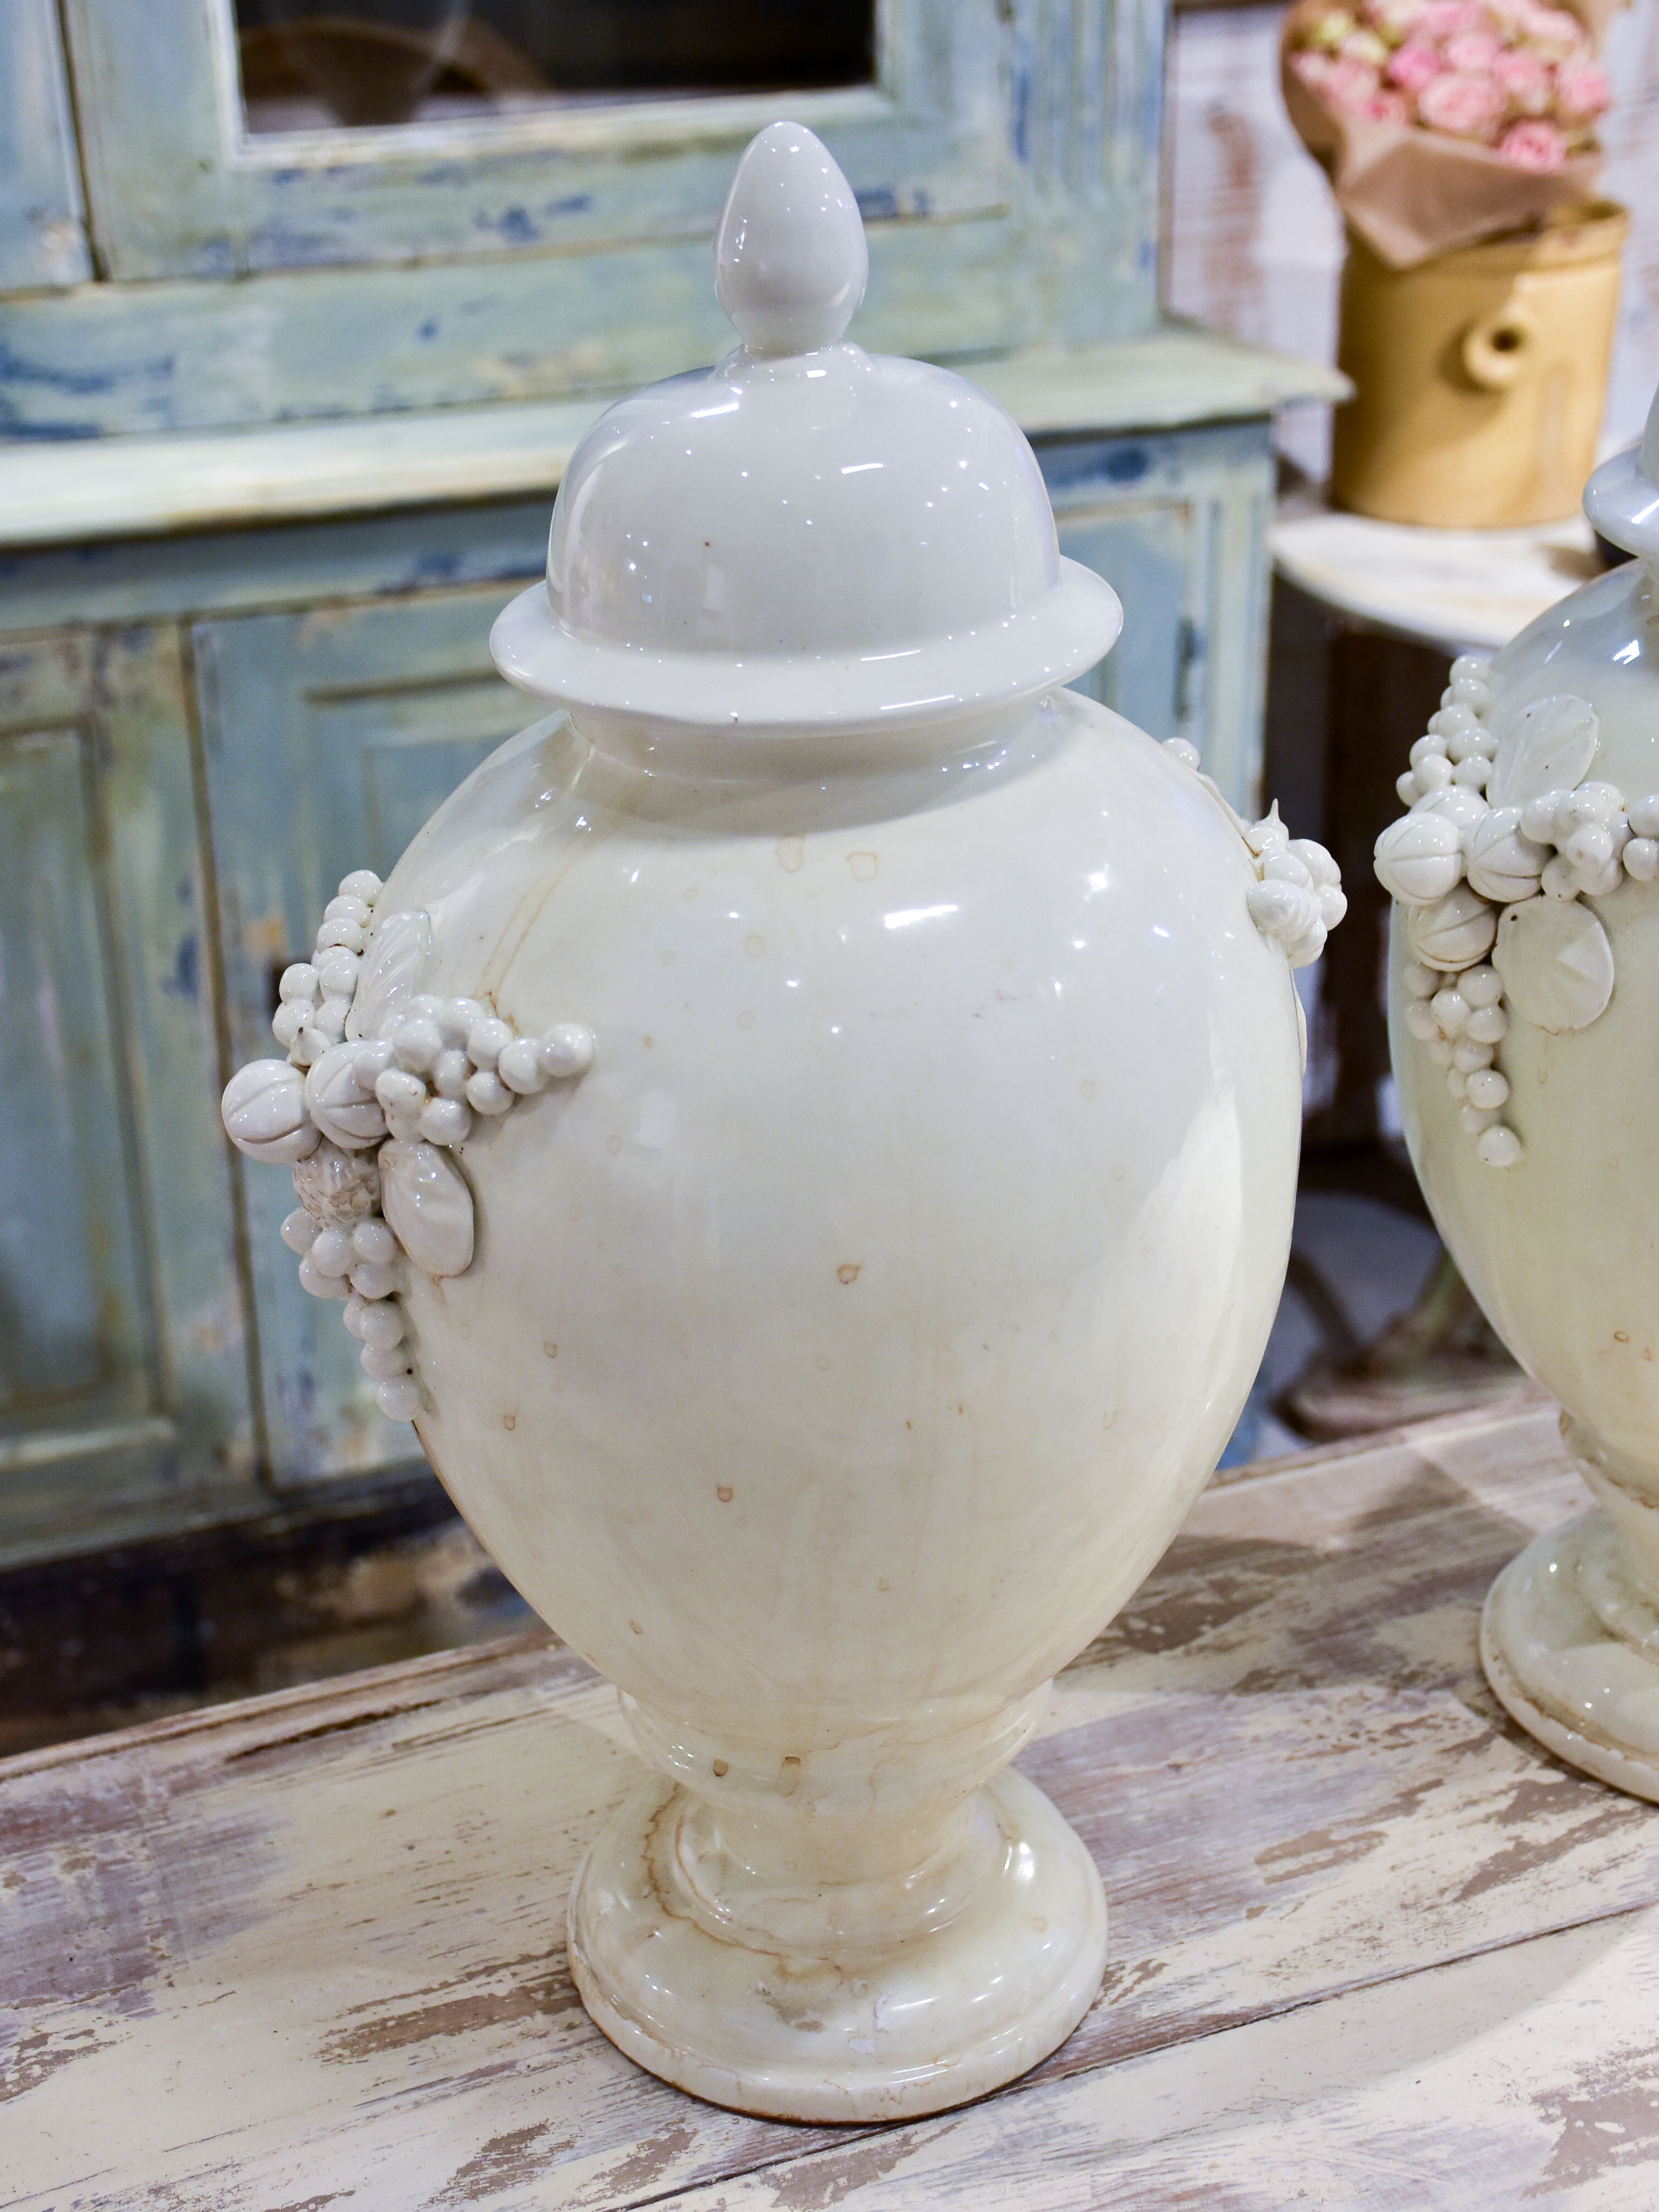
[
  {"left": 1164, "top": 737, "right": 1347, "bottom": 970},
  {"left": 1375, "top": 654, "right": 1648, "bottom": 1167},
  {"left": 221, "top": 871, "right": 594, "bottom": 1422}
]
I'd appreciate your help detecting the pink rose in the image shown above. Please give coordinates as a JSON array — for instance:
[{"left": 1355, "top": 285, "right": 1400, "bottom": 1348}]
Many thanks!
[
  {"left": 1363, "top": 88, "right": 1412, "bottom": 118},
  {"left": 1499, "top": 116, "right": 1568, "bottom": 166},
  {"left": 1417, "top": 66, "right": 1509, "bottom": 135},
  {"left": 1556, "top": 59, "right": 1610, "bottom": 121},
  {"left": 1386, "top": 41, "right": 1442, "bottom": 90},
  {"left": 1493, "top": 48, "right": 1552, "bottom": 112},
  {"left": 1443, "top": 29, "right": 1502, "bottom": 67},
  {"left": 1517, "top": 4, "right": 1583, "bottom": 56},
  {"left": 1418, "top": 1, "right": 1480, "bottom": 37},
  {"left": 1323, "top": 53, "right": 1384, "bottom": 106}
]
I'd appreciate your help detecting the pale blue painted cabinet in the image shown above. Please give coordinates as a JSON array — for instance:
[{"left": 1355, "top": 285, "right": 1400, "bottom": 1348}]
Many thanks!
[{"left": 0, "top": 0, "right": 1338, "bottom": 1560}]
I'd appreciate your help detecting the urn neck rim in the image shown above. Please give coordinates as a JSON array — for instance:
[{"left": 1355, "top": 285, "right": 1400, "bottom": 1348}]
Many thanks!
[{"left": 565, "top": 695, "right": 1056, "bottom": 784}]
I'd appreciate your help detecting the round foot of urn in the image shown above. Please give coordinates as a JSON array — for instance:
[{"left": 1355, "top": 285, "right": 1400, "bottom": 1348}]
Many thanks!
[
  {"left": 1481, "top": 1512, "right": 1659, "bottom": 1803},
  {"left": 567, "top": 1767, "right": 1107, "bottom": 2122}
]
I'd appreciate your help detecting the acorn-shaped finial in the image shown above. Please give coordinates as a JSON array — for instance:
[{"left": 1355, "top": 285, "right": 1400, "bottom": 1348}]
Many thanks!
[{"left": 714, "top": 121, "right": 868, "bottom": 357}]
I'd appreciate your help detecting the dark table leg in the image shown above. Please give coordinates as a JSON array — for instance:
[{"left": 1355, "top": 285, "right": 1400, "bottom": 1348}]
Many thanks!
[{"left": 1264, "top": 583, "right": 1533, "bottom": 1439}]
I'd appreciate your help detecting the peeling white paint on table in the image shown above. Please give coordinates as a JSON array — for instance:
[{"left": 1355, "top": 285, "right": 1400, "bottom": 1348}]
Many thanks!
[{"left": 5, "top": 1403, "right": 1658, "bottom": 2208}]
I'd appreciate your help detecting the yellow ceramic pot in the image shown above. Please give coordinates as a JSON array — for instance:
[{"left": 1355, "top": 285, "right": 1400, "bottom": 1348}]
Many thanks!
[{"left": 1332, "top": 201, "right": 1626, "bottom": 528}]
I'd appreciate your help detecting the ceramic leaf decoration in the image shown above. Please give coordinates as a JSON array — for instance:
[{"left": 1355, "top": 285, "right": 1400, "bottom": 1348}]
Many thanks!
[
  {"left": 221, "top": 121, "right": 1341, "bottom": 2124},
  {"left": 378, "top": 1139, "right": 475, "bottom": 1277},
  {"left": 1492, "top": 896, "right": 1615, "bottom": 1034},
  {"left": 1485, "top": 693, "right": 1601, "bottom": 810},
  {"left": 1381, "top": 374, "right": 1659, "bottom": 1807},
  {"left": 347, "top": 902, "right": 433, "bottom": 1042}
]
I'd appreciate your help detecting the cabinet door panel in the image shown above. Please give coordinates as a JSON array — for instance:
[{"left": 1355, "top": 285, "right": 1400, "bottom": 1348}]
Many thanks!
[
  {"left": 1040, "top": 422, "right": 1274, "bottom": 817},
  {"left": 0, "top": 723, "right": 147, "bottom": 1424},
  {"left": 197, "top": 587, "right": 529, "bottom": 1485},
  {"left": 0, "top": 0, "right": 91, "bottom": 289},
  {"left": 1056, "top": 502, "right": 1193, "bottom": 744},
  {"left": 0, "top": 630, "right": 251, "bottom": 1560}
]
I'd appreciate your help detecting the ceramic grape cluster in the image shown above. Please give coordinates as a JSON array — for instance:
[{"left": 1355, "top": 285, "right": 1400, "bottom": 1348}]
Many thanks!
[
  {"left": 1163, "top": 736, "right": 1347, "bottom": 968},
  {"left": 1375, "top": 654, "right": 1645, "bottom": 1167},
  {"left": 221, "top": 870, "right": 594, "bottom": 1422}
]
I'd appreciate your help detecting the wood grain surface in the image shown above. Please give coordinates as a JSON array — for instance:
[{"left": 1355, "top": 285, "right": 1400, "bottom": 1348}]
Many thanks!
[{"left": 4, "top": 1403, "right": 1657, "bottom": 2209}]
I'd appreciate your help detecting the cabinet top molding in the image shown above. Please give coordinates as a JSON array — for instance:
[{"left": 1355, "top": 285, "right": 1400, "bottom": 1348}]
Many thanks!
[{"left": 0, "top": 328, "right": 1344, "bottom": 551}]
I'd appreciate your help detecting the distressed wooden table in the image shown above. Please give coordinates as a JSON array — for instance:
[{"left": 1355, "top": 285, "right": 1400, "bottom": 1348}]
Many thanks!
[{"left": 6, "top": 1403, "right": 1659, "bottom": 2209}]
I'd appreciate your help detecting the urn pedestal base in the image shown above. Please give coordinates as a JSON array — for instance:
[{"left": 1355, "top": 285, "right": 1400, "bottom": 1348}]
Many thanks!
[
  {"left": 567, "top": 1766, "right": 1107, "bottom": 2122},
  {"left": 1481, "top": 1512, "right": 1659, "bottom": 1803}
]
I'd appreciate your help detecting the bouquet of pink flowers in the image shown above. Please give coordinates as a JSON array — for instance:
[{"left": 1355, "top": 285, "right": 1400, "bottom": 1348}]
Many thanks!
[{"left": 1282, "top": 0, "right": 1614, "bottom": 264}]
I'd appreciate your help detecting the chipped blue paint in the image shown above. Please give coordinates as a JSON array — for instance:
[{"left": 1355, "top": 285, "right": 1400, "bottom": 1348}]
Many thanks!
[
  {"left": 483, "top": 207, "right": 538, "bottom": 246},
  {"left": 1038, "top": 435, "right": 1161, "bottom": 494},
  {"left": 0, "top": 420, "right": 99, "bottom": 441},
  {"left": 163, "top": 930, "right": 199, "bottom": 1003},
  {"left": 0, "top": 339, "right": 176, "bottom": 397},
  {"left": 1009, "top": 25, "right": 1033, "bottom": 167},
  {"left": 416, "top": 317, "right": 439, "bottom": 341},
  {"left": 194, "top": 239, "right": 238, "bottom": 280}
]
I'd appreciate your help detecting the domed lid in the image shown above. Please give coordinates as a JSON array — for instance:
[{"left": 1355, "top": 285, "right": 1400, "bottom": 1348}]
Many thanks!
[
  {"left": 1584, "top": 380, "right": 1659, "bottom": 561},
  {"left": 490, "top": 122, "right": 1121, "bottom": 737}
]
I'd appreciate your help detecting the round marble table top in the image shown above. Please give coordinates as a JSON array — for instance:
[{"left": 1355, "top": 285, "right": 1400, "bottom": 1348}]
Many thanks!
[{"left": 1271, "top": 488, "right": 1605, "bottom": 654}]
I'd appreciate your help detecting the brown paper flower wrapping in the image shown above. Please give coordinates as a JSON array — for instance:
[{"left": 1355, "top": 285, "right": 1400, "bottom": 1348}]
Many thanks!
[{"left": 1280, "top": 0, "right": 1611, "bottom": 268}]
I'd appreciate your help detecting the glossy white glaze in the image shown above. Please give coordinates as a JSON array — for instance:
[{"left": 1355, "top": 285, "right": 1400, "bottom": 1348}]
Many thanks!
[
  {"left": 570, "top": 1768, "right": 1108, "bottom": 2123},
  {"left": 221, "top": 124, "right": 1333, "bottom": 2117},
  {"left": 383, "top": 692, "right": 1303, "bottom": 1747},
  {"left": 488, "top": 126, "right": 1121, "bottom": 740},
  {"left": 1387, "top": 388, "right": 1659, "bottom": 1799},
  {"left": 712, "top": 117, "right": 869, "bottom": 357}
]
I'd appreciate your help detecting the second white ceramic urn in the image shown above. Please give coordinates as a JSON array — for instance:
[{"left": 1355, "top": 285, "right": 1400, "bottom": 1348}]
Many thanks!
[
  {"left": 1379, "top": 383, "right": 1659, "bottom": 1804},
  {"left": 221, "top": 123, "right": 1342, "bottom": 2120}
]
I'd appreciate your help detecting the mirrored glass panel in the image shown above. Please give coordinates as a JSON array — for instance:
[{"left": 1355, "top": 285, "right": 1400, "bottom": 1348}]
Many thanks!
[{"left": 233, "top": 0, "right": 878, "bottom": 135}]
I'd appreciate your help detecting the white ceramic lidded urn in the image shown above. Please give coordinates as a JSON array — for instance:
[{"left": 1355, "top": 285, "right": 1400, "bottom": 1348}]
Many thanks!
[
  {"left": 221, "top": 123, "right": 1343, "bottom": 2120},
  {"left": 1378, "top": 383, "right": 1659, "bottom": 1802}
]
